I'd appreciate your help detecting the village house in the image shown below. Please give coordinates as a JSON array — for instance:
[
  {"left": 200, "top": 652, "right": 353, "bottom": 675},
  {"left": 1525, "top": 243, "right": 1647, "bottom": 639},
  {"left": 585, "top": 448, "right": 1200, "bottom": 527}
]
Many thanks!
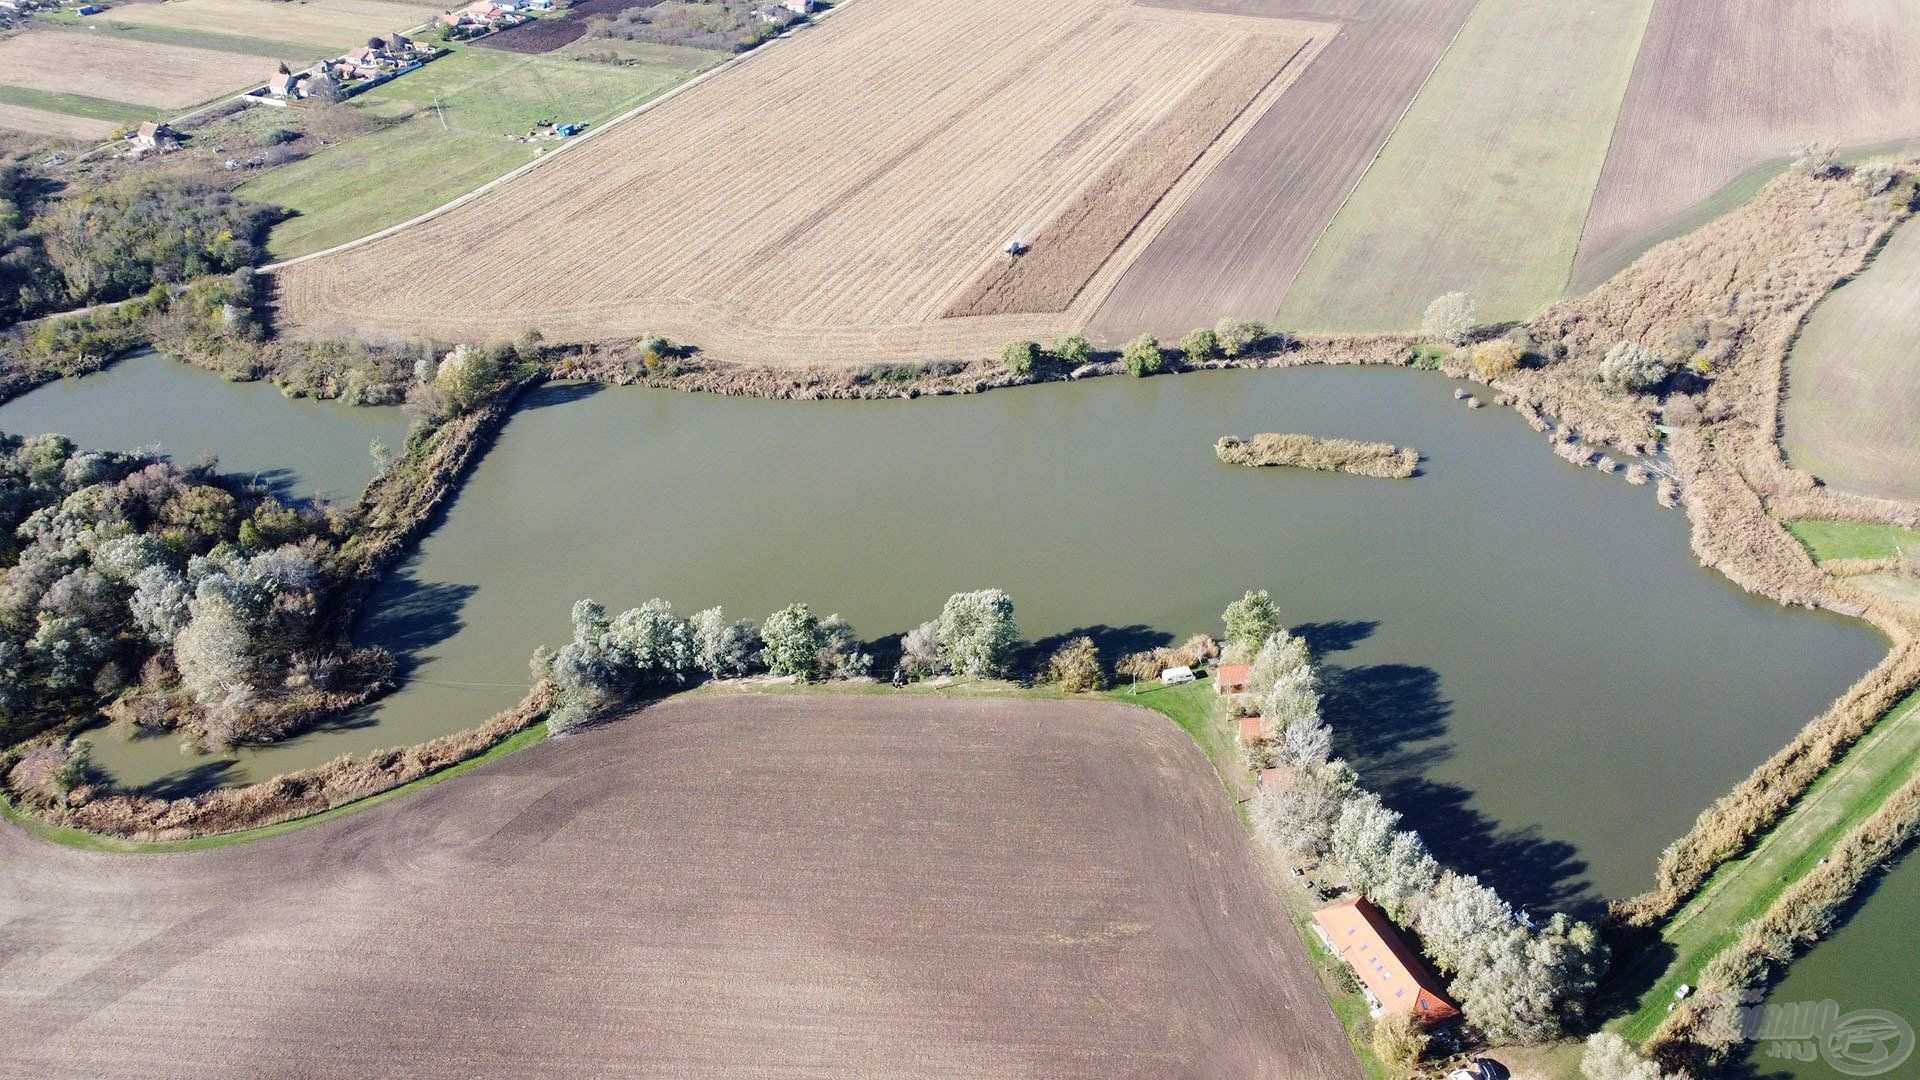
[
  {"left": 131, "top": 121, "right": 177, "bottom": 151},
  {"left": 1311, "top": 896, "right": 1460, "bottom": 1022}
]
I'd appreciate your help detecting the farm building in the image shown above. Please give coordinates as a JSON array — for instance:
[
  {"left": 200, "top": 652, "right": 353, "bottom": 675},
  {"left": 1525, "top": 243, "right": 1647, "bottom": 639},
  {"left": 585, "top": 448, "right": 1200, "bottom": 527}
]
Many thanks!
[
  {"left": 1311, "top": 896, "right": 1459, "bottom": 1022},
  {"left": 132, "top": 121, "right": 177, "bottom": 150},
  {"left": 1214, "top": 663, "right": 1251, "bottom": 695}
]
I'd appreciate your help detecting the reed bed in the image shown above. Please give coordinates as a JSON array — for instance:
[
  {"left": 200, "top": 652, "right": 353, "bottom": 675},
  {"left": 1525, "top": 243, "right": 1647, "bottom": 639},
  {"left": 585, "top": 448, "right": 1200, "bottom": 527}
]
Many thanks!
[{"left": 1214, "top": 433, "right": 1418, "bottom": 478}]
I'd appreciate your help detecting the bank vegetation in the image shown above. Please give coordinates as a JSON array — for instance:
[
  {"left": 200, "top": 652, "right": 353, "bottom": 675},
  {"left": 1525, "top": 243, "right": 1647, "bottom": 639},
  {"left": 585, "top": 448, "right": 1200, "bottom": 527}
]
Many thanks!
[{"left": 1215, "top": 433, "right": 1418, "bottom": 478}]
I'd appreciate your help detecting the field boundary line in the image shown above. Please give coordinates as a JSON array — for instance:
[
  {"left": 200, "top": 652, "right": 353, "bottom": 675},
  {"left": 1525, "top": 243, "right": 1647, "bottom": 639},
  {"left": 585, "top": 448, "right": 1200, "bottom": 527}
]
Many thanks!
[
  {"left": 1267, "top": 0, "right": 1481, "bottom": 321},
  {"left": 1558, "top": 0, "right": 1661, "bottom": 298},
  {"left": 263, "top": 4, "right": 860, "bottom": 273}
]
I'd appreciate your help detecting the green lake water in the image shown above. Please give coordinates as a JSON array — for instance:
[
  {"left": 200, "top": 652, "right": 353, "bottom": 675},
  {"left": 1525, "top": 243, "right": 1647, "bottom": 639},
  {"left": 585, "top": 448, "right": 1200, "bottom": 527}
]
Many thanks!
[
  {"left": 0, "top": 349, "right": 411, "bottom": 503},
  {"left": 61, "top": 361, "right": 1886, "bottom": 911}
]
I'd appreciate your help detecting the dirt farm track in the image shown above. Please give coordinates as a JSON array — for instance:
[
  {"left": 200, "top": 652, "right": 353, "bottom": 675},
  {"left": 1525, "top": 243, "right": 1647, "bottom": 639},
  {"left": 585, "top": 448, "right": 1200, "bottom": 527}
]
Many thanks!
[{"left": 0, "top": 695, "right": 1356, "bottom": 1078}]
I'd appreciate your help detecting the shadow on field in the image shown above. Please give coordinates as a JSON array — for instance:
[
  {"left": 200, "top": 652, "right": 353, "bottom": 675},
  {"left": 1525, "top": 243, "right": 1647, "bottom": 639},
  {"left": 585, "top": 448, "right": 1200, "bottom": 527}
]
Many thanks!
[{"left": 1313, "top": 623, "right": 1595, "bottom": 915}]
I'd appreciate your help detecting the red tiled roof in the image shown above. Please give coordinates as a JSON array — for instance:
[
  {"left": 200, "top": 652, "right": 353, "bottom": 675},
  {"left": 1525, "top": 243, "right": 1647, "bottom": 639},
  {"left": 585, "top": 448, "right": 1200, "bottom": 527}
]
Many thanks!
[
  {"left": 1238, "top": 715, "right": 1265, "bottom": 743},
  {"left": 1312, "top": 896, "right": 1459, "bottom": 1021}
]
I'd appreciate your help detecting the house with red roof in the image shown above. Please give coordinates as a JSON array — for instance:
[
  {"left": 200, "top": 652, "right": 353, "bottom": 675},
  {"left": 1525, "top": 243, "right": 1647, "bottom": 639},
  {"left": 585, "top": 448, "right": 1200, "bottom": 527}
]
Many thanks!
[{"left": 1312, "top": 896, "right": 1459, "bottom": 1022}]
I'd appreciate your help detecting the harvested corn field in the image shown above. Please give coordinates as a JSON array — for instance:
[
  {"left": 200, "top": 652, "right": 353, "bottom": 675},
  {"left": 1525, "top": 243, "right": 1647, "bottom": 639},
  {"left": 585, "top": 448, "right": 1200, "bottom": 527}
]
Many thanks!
[
  {"left": 0, "top": 695, "right": 1358, "bottom": 1078},
  {"left": 1575, "top": 0, "right": 1920, "bottom": 280},
  {"left": 0, "top": 32, "right": 256, "bottom": 111},
  {"left": 86, "top": 0, "right": 440, "bottom": 52},
  {"left": 271, "top": 0, "right": 1329, "bottom": 366}
]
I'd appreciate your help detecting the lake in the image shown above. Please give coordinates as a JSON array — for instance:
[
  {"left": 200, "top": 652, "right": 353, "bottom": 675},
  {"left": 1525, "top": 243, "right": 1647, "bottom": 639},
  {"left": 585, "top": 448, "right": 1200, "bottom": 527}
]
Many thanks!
[
  {"left": 67, "top": 361, "right": 1885, "bottom": 910},
  {"left": 0, "top": 349, "right": 411, "bottom": 503}
]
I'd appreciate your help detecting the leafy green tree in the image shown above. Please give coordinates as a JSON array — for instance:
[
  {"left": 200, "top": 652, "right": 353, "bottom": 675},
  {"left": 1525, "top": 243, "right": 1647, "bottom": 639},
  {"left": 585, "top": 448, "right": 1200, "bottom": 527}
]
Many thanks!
[
  {"left": 1221, "top": 589, "right": 1278, "bottom": 654},
  {"left": 1002, "top": 339, "right": 1040, "bottom": 377},
  {"left": 762, "top": 603, "right": 824, "bottom": 679},
  {"left": 1121, "top": 334, "right": 1163, "bottom": 377},
  {"left": 1214, "top": 318, "right": 1268, "bottom": 357},
  {"left": 1180, "top": 327, "right": 1220, "bottom": 365},
  {"left": 1051, "top": 334, "right": 1093, "bottom": 367},
  {"left": 937, "top": 589, "right": 1018, "bottom": 678}
]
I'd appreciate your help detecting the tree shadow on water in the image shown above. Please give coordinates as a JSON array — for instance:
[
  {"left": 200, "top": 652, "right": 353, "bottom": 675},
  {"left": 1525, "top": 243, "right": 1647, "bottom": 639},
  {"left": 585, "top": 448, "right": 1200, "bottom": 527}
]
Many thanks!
[
  {"left": 1293, "top": 619, "right": 1380, "bottom": 656},
  {"left": 521, "top": 382, "right": 605, "bottom": 410},
  {"left": 351, "top": 574, "right": 479, "bottom": 670},
  {"left": 1319, "top": 655, "right": 1596, "bottom": 915},
  {"left": 129, "top": 759, "right": 240, "bottom": 801},
  {"left": 1022, "top": 624, "right": 1174, "bottom": 674}
]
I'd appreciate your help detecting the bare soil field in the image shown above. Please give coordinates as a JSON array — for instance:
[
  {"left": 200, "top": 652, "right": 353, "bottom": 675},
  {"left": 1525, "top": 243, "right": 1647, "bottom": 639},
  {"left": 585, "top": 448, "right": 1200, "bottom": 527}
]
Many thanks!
[
  {"left": 0, "top": 694, "right": 1357, "bottom": 1078},
  {"left": 476, "top": 0, "right": 666, "bottom": 54},
  {"left": 270, "top": 0, "right": 1329, "bottom": 366},
  {"left": 88, "top": 0, "right": 440, "bottom": 51},
  {"left": 1574, "top": 0, "right": 1920, "bottom": 282},
  {"left": 1088, "top": 0, "right": 1478, "bottom": 341},
  {"left": 1783, "top": 215, "right": 1920, "bottom": 504},
  {"left": 0, "top": 101, "right": 117, "bottom": 140},
  {"left": 0, "top": 31, "right": 259, "bottom": 110}
]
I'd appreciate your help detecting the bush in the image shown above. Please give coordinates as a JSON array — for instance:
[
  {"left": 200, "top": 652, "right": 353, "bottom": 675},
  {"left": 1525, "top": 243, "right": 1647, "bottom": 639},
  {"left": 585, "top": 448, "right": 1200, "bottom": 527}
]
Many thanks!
[
  {"left": 1121, "top": 334, "right": 1163, "bottom": 377},
  {"left": 1421, "top": 292, "right": 1475, "bottom": 345},
  {"left": 761, "top": 603, "right": 824, "bottom": 680},
  {"left": 1180, "top": 327, "right": 1220, "bottom": 365},
  {"left": 1045, "top": 636, "right": 1104, "bottom": 692},
  {"left": 1214, "top": 317, "right": 1267, "bottom": 357},
  {"left": 1370, "top": 1011, "right": 1427, "bottom": 1076},
  {"left": 1470, "top": 339, "right": 1523, "bottom": 381},
  {"left": 1002, "top": 339, "right": 1040, "bottom": 377},
  {"left": 1051, "top": 334, "right": 1092, "bottom": 367},
  {"left": 1599, "top": 340, "right": 1671, "bottom": 393}
]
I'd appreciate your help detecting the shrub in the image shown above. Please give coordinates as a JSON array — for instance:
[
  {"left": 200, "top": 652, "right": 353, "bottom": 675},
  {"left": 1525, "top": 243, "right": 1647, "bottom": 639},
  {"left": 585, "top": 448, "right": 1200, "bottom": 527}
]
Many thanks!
[
  {"left": 1370, "top": 1011, "right": 1427, "bottom": 1076},
  {"left": 1470, "top": 339, "right": 1523, "bottom": 381},
  {"left": 1002, "top": 339, "right": 1040, "bottom": 376},
  {"left": 1214, "top": 317, "right": 1267, "bottom": 357},
  {"left": 1045, "top": 636, "right": 1104, "bottom": 692},
  {"left": 1852, "top": 159, "right": 1898, "bottom": 195},
  {"left": 1051, "top": 334, "right": 1092, "bottom": 367},
  {"left": 1421, "top": 292, "right": 1475, "bottom": 345},
  {"left": 1180, "top": 327, "right": 1220, "bottom": 365},
  {"left": 1792, "top": 141, "right": 1838, "bottom": 177},
  {"left": 1121, "top": 334, "right": 1163, "bottom": 377},
  {"left": 1599, "top": 340, "right": 1671, "bottom": 393},
  {"left": 1581, "top": 1032, "right": 1676, "bottom": 1080}
]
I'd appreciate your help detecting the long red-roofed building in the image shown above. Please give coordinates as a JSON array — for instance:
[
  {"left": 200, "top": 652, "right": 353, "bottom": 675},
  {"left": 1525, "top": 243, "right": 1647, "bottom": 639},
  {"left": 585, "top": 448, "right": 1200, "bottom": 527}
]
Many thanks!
[{"left": 1311, "top": 896, "right": 1459, "bottom": 1022}]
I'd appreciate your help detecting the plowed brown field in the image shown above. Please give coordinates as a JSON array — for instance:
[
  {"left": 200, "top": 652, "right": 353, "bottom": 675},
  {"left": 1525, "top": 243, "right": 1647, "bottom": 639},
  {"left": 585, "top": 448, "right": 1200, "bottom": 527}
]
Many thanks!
[
  {"left": 270, "top": 0, "right": 1329, "bottom": 366},
  {"left": 1575, "top": 0, "right": 1920, "bottom": 280},
  {"left": 0, "top": 694, "right": 1358, "bottom": 1078}
]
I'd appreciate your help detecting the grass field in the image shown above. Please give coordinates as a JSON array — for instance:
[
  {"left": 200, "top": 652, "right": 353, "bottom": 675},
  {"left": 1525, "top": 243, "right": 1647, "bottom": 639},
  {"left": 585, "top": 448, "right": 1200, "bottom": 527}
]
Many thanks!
[
  {"left": 1786, "top": 519, "right": 1920, "bottom": 563},
  {"left": 1782, "top": 216, "right": 1920, "bottom": 503},
  {"left": 0, "top": 84, "right": 161, "bottom": 126},
  {"left": 244, "top": 46, "right": 694, "bottom": 260},
  {"left": 273, "top": 0, "right": 1331, "bottom": 363},
  {"left": 1276, "top": 0, "right": 1654, "bottom": 332},
  {"left": 1613, "top": 692, "right": 1920, "bottom": 1043}
]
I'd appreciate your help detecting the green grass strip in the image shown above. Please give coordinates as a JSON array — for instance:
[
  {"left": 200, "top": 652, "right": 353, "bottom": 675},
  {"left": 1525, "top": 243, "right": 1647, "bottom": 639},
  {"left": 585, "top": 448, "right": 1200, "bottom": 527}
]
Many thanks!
[
  {"left": 44, "top": 20, "right": 331, "bottom": 62},
  {"left": 0, "top": 85, "right": 161, "bottom": 126},
  {"left": 1786, "top": 519, "right": 1920, "bottom": 563},
  {"left": 1614, "top": 691, "right": 1920, "bottom": 1042},
  {"left": 1, "top": 724, "right": 548, "bottom": 854}
]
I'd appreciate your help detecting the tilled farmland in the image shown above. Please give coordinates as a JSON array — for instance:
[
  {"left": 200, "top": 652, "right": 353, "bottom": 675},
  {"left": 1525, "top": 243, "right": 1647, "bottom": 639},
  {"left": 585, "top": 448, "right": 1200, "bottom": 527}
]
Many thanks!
[
  {"left": 0, "top": 695, "right": 1357, "bottom": 1078},
  {"left": 1575, "top": 0, "right": 1920, "bottom": 280},
  {"left": 271, "top": 0, "right": 1328, "bottom": 366}
]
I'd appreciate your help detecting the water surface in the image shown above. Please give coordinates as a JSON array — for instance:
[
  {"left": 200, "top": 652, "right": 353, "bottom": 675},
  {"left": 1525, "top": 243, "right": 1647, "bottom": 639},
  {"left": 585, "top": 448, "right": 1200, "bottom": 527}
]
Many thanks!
[
  {"left": 80, "top": 365, "right": 1884, "bottom": 910},
  {"left": 0, "top": 350, "right": 410, "bottom": 503}
]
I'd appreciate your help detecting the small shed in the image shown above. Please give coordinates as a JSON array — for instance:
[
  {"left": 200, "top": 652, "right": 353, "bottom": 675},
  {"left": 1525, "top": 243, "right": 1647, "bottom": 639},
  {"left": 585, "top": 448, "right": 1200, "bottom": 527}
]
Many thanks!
[
  {"left": 1237, "top": 715, "right": 1266, "bottom": 744},
  {"left": 1213, "top": 663, "right": 1251, "bottom": 695}
]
